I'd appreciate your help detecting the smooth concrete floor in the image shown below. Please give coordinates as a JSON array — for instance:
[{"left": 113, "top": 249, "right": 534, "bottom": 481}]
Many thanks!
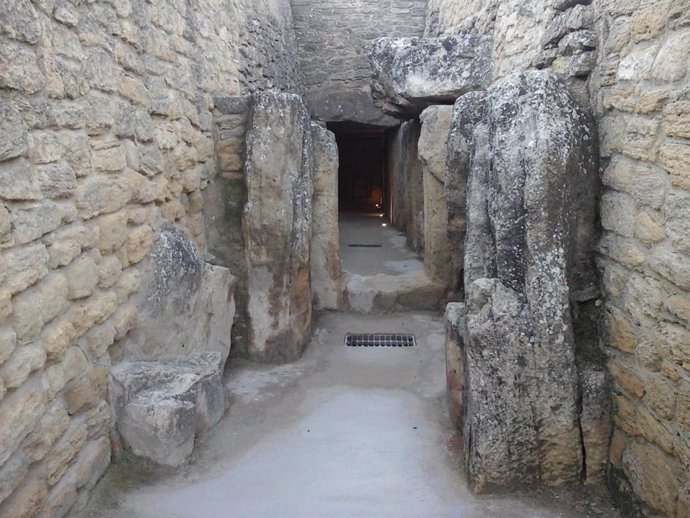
[
  {"left": 83, "top": 312, "right": 619, "bottom": 518},
  {"left": 339, "top": 213, "right": 424, "bottom": 276}
]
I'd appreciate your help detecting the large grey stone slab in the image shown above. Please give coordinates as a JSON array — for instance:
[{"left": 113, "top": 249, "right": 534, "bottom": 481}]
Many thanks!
[
  {"left": 370, "top": 35, "right": 492, "bottom": 117},
  {"left": 244, "top": 93, "right": 314, "bottom": 363},
  {"left": 112, "top": 352, "right": 229, "bottom": 467},
  {"left": 451, "top": 71, "right": 599, "bottom": 492},
  {"left": 122, "top": 226, "right": 236, "bottom": 365}
]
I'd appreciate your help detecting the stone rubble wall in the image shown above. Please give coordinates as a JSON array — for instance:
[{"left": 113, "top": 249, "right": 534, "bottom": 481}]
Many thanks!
[
  {"left": 427, "top": 0, "right": 690, "bottom": 515},
  {"left": 591, "top": 1, "right": 690, "bottom": 516},
  {"left": 0, "top": 0, "right": 300, "bottom": 515},
  {"left": 291, "top": 0, "right": 427, "bottom": 125}
]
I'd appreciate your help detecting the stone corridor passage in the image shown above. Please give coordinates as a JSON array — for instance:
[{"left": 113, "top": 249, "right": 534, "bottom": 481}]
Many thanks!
[{"left": 81, "top": 312, "right": 618, "bottom": 518}]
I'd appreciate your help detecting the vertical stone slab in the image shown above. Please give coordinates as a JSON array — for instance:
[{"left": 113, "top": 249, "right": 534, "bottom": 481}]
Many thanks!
[
  {"left": 418, "top": 105, "right": 454, "bottom": 288},
  {"left": 244, "top": 93, "right": 314, "bottom": 362},
  {"left": 389, "top": 120, "right": 424, "bottom": 253},
  {"left": 456, "top": 71, "right": 599, "bottom": 492},
  {"left": 310, "top": 122, "right": 342, "bottom": 311}
]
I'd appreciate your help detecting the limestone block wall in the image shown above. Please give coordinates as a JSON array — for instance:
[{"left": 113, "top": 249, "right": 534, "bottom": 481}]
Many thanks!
[
  {"left": 0, "top": 0, "right": 299, "bottom": 515},
  {"left": 591, "top": 2, "right": 690, "bottom": 516},
  {"left": 291, "top": 0, "right": 427, "bottom": 125}
]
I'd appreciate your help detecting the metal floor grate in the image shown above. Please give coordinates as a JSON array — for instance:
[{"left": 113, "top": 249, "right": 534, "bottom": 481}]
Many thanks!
[
  {"left": 345, "top": 333, "right": 416, "bottom": 347},
  {"left": 348, "top": 244, "right": 382, "bottom": 248}
]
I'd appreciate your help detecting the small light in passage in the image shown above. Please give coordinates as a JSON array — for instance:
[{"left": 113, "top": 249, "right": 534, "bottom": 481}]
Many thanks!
[{"left": 382, "top": 223, "right": 388, "bottom": 227}]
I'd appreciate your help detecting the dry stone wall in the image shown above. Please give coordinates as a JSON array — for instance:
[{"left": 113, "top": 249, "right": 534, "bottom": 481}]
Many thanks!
[
  {"left": 291, "top": 0, "right": 427, "bottom": 125},
  {"left": 591, "top": 1, "right": 690, "bottom": 516},
  {"left": 0, "top": 0, "right": 300, "bottom": 515}
]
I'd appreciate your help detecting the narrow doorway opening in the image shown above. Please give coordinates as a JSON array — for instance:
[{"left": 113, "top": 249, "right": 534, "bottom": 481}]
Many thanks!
[{"left": 328, "top": 122, "right": 388, "bottom": 214}]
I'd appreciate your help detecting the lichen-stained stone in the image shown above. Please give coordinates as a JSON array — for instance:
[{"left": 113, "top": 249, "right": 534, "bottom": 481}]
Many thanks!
[
  {"left": 456, "top": 71, "right": 599, "bottom": 492},
  {"left": 121, "top": 226, "right": 235, "bottom": 364},
  {"left": 370, "top": 35, "right": 492, "bottom": 116},
  {"left": 418, "top": 105, "right": 454, "bottom": 288},
  {"left": 244, "top": 93, "right": 314, "bottom": 363},
  {"left": 444, "top": 303, "right": 465, "bottom": 429},
  {"left": 112, "top": 352, "right": 229, "bottom": 467},
  {"left": 309, "top": 122, "right": 342, "bottom": 311}
]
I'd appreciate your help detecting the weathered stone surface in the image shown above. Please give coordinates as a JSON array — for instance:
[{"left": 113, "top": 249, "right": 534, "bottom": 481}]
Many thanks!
[
  {"left": 309, "top": 122, "right": 342, "bottom": 311},
  {"left": 370, "top": 35, "right": 492, "bottom": 116},
  {"left": 244, "top": 93, "right": 313, "bottom": 362},
  {"left": 112, "top": 352, "right": 229, "bottom": 466},
  {"left": 455, "top": 71, "right": 599, "bottom": 491},
  {"left": 444, "top": 303, "right": 465, "bottom": 429},
  {"left": 120, "top": 226, "right": 236, "bottom": 364},
  {"left": 418, "top": 105, "right": 453, "bottom": 288},
  {"left": 0, "top": 158, "right": 42, "bottom": 201},
  {"left": 0, "top": 100, "right": 28, "bottom": 161},
  {"left": 447, "top": 91, "right": 488, "bottom": 290}
]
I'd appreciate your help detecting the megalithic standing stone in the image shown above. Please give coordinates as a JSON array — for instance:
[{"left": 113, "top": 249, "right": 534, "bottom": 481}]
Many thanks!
[{"left": 451, "top": 71, "right": 599, "bottom": 492}]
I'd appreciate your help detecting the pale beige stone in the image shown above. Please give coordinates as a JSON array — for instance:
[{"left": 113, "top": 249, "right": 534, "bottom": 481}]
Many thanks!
[
  {"left": 36, "top": 162, "right": 77, "bottom": 199},
  {"left": 98, "top": 255, "right": 123, "bottom": 289},
  {"left": 665, "top": 296, "right": 690, "bottom": 328},
  {"left": 659, "top": 142, "right": 690, "bottom": 190},
  {"left": 643, "top": 375, "right": 676, "bottom": 420},
  {"left": 0, "top": 474, "right": 48, "bottom": 518},
  {"left": 605, "top": 308, "right": 638, "bottom": 353},
  {"left": 126, "top": 225, "right": 154, "bottom": 264},
  {"left": 0, "top": 343, "right": 46, "bottom": 389},
  {"left": 69, "top": 291, "right": 118, "bottom": 337},
  {"left": 601, "top": 191, "right": 636, "bottom": 237},
  {"left": 11, "top": 273, "right": 69, "bottom": 343},
  {"left": 64, "top": 366, "right": 109, "bottom": 415},
  {"left": 0, "top": 158, "right": 42, "bottom": 201},
  {"left": 94, "top": 211, "right": 128, "bottom": 254},
  {"left": 28, "top": 131, "right": 62, "bottom": 164},
  {"left": 602, "top": 156, "right": 667, "bottom": 209},
  {"left": 634, "top": 211, "right": 665, "bottom": 244},
  {"left": 22, "top": 400, "right": 70, "bottom": 463},
  {"left": 0, "top": 380, "right": 47, "bottom": 465},
  {"left": 77, "top": 175, "right": 130, "bottom": 219},
  {"left": 112, "top": 304, "right": 137, "bottom": 340},
  {"left": 609, "top": 358, "right": 646, "bottom": 398},
  {"left": 65, "top": 253, "right": 100, "bottom": 300},
  {"left": 92, "top": 142, "right": 126, "bottom": 173},
  {"left": 652, "top": 30, "right": 690, "bottom": 82},
  {"left": 113, "top": 268, "right": 141, "bottom": 302},
  {"left": 61, "top": 346, "right": 88, "bottom": 386},
  {"left": 42, "top": 320, "right": 76, "bottom": 361},
  {"left": 666, "top": 192, "right": 690, "bottom": 254},
  {"left": 0, "top": 328, "right": 17, "bottom": 365},
  {"left": 597, "top": 233, "right": 646, "bottom": 269},
  {"left": 648, "top": 244, "right": 690, "bottom": 290},
  {"left": 622, "top": 441, "right": 680, "bottom": 516},
  {"left": 0, "top": 289, "right": 12, "bottom": 321},
  {"left": 2, "top": 243, "right": 49, "bottom": 295},
  {"left": 82, "top": 321, "right": 115, "bottom": 358},
  {"left": 45, "top": 420, "right": 88, "bottom": 485}
]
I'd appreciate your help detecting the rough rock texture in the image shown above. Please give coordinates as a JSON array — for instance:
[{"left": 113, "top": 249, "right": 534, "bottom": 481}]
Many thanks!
[
  {"left": 445, "top": 91, "right": 487, "bottom": 294},
  {"left": 0, "top": 0, "right": 298, "bottom": 513},
  {"left": 205, "top": 96, "right": 252, "bottom": 355},
  {"left": 424, "top": 0, "right": 598, "bottom": 84},
  {"left": 418, "top": 105, "right": 454, "bottom": 289},
  {"left": 455, "top": 71, "right": 600, "bottom": 492},
  {"left": 118, "top": 226, "right": 236, "bottom": 365},
  {"left": 370, "top": 35, "right": 493, "bottom": 116},
  {"left": 310, "top": 123, "right": 342, "bottom": 311},
  {"left": 112, "top": 352, "right": 229, "bottom": 467},
  {"left": 590, "top": 1, "right": 690, "bottom": 514},
  {"left": 343, "top": 271, "right": 446, "bottom": 314},
  {"left": 444, "top": 303, "right": 465, "bottom": 429},
  {"left": 389, "top": 120, "right": 424, "bottom": 253},
  {"left": 291, "top": 0, "right": 427, "bottom": 125},
  {"left": 244, "top": 93, "right": 314, "bottom": 363}
]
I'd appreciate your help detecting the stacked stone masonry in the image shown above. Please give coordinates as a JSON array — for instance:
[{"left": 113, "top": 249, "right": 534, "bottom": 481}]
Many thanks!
[
  {"left": 291, "top": 0, "right": 427, "bottom": 124},
  {"left": 0, "top": 0, "right": 300, "bottom": 516}
]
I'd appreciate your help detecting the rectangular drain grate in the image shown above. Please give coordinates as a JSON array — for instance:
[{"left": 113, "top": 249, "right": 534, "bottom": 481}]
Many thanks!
[
  {"left": 345, "top": 333, "right": 416, "bottom": 347},
  {"left": 348, "top": 244, "right": 382, "bottom": 248}
]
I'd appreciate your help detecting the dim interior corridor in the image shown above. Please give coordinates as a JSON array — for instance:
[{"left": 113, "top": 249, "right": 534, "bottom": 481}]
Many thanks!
[{"left": 81, "top": 312, "right": 618, "bottom": 518}]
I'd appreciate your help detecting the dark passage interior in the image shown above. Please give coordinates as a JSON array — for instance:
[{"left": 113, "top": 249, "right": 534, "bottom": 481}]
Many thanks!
[{"left": 328, "top": 122, "right": 388, "bottom": 213}]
